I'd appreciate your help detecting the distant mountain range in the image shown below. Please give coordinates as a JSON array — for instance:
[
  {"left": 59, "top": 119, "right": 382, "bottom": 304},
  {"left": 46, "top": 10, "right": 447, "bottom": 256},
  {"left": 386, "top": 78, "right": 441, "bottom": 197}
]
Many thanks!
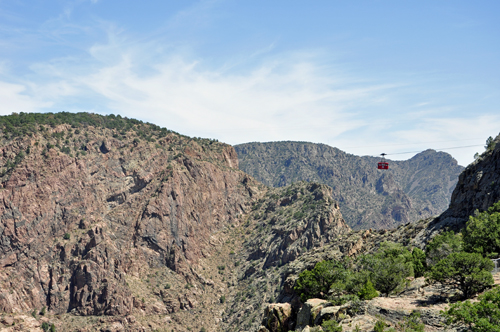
[{"left": 234, "top": 141, "right": 464, "bottom": 229}]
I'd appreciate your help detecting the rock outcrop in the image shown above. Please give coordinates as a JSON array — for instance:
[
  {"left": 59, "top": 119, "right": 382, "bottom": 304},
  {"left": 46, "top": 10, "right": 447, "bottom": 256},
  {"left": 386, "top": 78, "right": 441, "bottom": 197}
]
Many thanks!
[{"left": 412, "top": 132, "right": 500, "bottom": 245}]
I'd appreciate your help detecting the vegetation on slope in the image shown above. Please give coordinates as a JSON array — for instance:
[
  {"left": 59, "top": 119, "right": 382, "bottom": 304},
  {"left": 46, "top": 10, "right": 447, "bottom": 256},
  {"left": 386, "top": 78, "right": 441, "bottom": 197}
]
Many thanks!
[{"left": 0, "top": 111, "right": 175, "bottom": 140}]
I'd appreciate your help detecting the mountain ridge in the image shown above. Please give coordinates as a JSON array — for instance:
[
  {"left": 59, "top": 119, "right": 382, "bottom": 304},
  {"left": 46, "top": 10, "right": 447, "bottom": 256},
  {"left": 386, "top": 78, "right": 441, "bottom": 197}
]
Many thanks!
[{"left": 235, "top": 141, "right": 464, "bottom": 229}]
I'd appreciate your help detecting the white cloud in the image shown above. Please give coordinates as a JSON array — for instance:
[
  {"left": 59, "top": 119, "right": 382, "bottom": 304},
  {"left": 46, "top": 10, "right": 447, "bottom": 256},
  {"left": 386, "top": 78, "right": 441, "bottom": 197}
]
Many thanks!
[
  {"left": 0, "top": 81, "right": 51, "bottom": 115},
  {"left": 71, "top": 50, "right": 394, "bottom": 144},
  {"left": 1, "top": 18, "right": 499, "bottom": 168}
]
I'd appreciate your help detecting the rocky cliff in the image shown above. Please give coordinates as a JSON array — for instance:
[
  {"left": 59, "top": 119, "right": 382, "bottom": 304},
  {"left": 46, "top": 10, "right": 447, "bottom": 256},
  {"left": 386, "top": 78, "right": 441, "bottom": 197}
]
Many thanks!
[
  {"left": 253, "top": 133, "right": 500, "bottom": 332},
  {"left": 0, "top": 113, "right": 265, "bottom": 331},
  {"left": 234, "top": 142, "right": 464, "bottom": 230},
  {"left": 220, "top": 182, "right": 351, "bottom": 331}
]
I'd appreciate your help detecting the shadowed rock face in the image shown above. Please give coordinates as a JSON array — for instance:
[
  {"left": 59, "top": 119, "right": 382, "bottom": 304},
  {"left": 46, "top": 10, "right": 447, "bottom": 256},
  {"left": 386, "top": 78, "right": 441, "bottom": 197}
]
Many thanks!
[
  {"left": 420, "top": 133, "right": 500, "bottom": 238},
  {"left": 235, "top": 142, "right": 464, "bottom": 230},
  {"left": 0, "top": 124, "right": 260, "bottom": 316}
]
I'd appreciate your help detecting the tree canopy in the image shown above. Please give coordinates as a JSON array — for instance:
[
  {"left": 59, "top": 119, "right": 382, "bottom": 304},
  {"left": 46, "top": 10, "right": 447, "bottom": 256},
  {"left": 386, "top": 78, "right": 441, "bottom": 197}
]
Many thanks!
[
  {"left": 463, "top": 201, "right": 500, "bottom": 258},
  {"left": 0, "top": 112, "right": 176, "bottom": 141},
  {"left": 445, "top": 286, "right": 500, "bottom": 332},
  {"left": 428, "top": 251, "right": 493, "bottom": 299}
]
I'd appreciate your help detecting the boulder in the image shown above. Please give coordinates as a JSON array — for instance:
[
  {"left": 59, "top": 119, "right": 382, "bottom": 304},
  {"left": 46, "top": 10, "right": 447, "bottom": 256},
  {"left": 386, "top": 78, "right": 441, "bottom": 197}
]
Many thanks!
[
  {"left": 296, "top": 298, "right": 331, "bottom": 329},
  {"left": 262, "top": 302, "right": 292, "bottom": 332},
  {"left": 313, "top": 305, "right": 341, "bottom": 326}
]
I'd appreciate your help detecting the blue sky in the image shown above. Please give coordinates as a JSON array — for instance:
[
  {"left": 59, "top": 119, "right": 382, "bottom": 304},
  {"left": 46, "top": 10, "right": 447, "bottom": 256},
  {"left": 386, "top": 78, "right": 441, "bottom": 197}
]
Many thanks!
[{"left": 0, "top": 0, "right": 499, "bottom": 166}]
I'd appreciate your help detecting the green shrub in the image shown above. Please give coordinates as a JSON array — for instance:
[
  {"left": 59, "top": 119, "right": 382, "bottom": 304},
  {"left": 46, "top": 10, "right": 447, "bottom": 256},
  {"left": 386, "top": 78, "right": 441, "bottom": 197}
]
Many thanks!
[
  {"left": 428, "top": 251, "right": 493, "bottom": 299},
  {"left": 396, "top": 311, "right": 424, "bottom": 332},
  {"left": 219, "top": 295, "right": 225, "bottom": 303},
  {"left": 41, "top": 322, "right": 50, "bottom": 332},
  {"left": 321, "top": 319, "right": 342, "bottom": 332},
  {"left": 360, "top": 242, "right": 413, "bottom": 296},
  {"left": 357, "top": 280, "right": 378, "bottom": 300},
  {"left": 411, "top": 248, "right": 427, "bottom": 278},
  {"left": 294, "top": 260, "right": 349, "bottom": 302},
  {"left": 485, "top": 136, "right": 496, "bottom": 151},
  {"left": 293, "top": 211, "right": 305, "bottom": 220},
  {"left": 63, "top": 233, "right": 70, "bottom": 240},
  {"left": 444, "top": 286, "right": 500, "bottom": 332},
  {"left": 462, "top": 201, "right": 500, "bottom": 258},
  {"left": 374, "top": 319, "right": 387, "bottom": 332},
  {"left": 426, "top": 231, "right": 463, "bottom": 267}
]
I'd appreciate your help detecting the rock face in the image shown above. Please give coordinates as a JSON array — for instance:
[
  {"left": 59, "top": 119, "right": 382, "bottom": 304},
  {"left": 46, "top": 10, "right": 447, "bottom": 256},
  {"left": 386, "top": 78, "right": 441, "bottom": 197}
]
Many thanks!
[
  {"left": 0, "top": 117, "right": 260, "bottom": 324},
  {"left": 439, "top": 134, "right": 500, "bottom": 224},
  {"left": 244, "top": 183, "right": 351, "bottom": 270},
  {"left": 221, "top": 182, "right": 351, "bottom": 331},
  {"left": 412, "top": 133, "right": 500, "bottom": 244},
  {"left": 235, "top": 142, "right": 464, "bottom": 230}
]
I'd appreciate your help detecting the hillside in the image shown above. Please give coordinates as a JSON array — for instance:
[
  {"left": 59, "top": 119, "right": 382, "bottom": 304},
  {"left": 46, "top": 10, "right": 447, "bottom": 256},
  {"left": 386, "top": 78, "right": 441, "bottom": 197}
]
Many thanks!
[
  {"left": 234, "top": 142, "right": 464, "bottom": 229},
  {"left": 0, "top": 112, "right": 266, "bottom": 331},
  {"left": 0, "top": 112, "right": 498, "bottom": 332}
]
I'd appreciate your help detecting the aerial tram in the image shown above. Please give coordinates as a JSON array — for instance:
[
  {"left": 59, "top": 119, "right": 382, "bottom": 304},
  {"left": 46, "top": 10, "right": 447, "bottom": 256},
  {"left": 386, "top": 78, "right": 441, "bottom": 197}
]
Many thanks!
[
  {"left": 372, "top": 141, "right": 486, "bottom": 170},
  {"left": 377, "top": 153, "right": 389, "bottom": 170}
]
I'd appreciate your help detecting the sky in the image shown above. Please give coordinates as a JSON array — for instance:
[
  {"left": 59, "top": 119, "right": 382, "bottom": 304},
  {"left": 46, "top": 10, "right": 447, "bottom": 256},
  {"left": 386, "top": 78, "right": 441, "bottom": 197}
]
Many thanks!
[{"left": 0, "top": 1, "right": 499, "bottom": 166}]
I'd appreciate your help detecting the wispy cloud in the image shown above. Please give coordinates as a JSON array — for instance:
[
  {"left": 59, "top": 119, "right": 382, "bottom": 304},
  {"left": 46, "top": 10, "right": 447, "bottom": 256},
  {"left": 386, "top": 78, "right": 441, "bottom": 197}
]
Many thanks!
[
  {"left": 0, "top": 4, "right": 499, "bottom": 168},
  {"left": 0, "top": 81, "right": 51, "bottom": 113}
]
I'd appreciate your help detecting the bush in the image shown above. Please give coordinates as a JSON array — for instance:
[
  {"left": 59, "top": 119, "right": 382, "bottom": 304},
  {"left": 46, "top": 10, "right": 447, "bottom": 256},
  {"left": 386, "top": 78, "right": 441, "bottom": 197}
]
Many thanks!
[
  {"left": 63, "top": 233, "right": 70, "bottom": 240},
  {"left": 462, "top": 201, "right": 500, "bottom": 258},
  {"left": 41, "top": 322, "right": 50, "bottom": 332},
  {"left": 486, "top": 136, "right": 496, "bottom": 151},
  {"left": 396, "top": 311, "right": 425, "bottom": 332},
  {"left": 345, "top": 269, "right": 370, "bottom": 296},
  {"left": 444, "top": 286, "right": 500, "bottom": 332},
  {"left": 411, "top": 248, "right": 427, "bottom": 278},
  {"left": 360, "top": 242, "right": 413, "bottom": 296},
  {"left": 425, "top": 231, "right": 462, "bottom": 267},
  {"left": 322, "top": 319, "right": 342, "bottom": 332},
  {"left": 219, "top": 295, "right": 225, "bottom": 303},
  {"left": 357, "top": 280, "right": 378, "bottom": 300},
  {"left": 428, "top": 251, "right": 493, "bottom": 299},
  {"left": 294, "top": 260, "right": 349, "bottom": 302},
  {"left": 374, "top": 319, "right": 387, "bottom": 332}
]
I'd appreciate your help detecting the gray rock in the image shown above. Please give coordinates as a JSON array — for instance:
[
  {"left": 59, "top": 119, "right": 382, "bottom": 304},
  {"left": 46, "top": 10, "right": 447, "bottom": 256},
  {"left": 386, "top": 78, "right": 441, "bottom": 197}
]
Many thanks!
[{"left": 313, "top": 305, "right": 341, "bottom": 326}]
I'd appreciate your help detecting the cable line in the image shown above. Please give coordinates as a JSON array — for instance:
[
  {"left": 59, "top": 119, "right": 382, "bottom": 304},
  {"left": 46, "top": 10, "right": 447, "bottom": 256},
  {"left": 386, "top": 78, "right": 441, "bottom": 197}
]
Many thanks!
[{"left": 383, "top": 144, "right": 484, "bottom": 156}]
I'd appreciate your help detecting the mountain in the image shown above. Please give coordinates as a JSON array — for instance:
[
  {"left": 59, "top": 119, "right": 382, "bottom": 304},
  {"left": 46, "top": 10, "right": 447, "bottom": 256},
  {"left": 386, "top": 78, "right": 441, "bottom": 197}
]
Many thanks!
[
  {"left": 0, "top": 112, "right": 264, "bottom": 331},
  {"left": 0, "top": 112, "right": 497, "bottom": 332},
  {"left": 234, "top": 141, "right": 464, "bottom": 230}
]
